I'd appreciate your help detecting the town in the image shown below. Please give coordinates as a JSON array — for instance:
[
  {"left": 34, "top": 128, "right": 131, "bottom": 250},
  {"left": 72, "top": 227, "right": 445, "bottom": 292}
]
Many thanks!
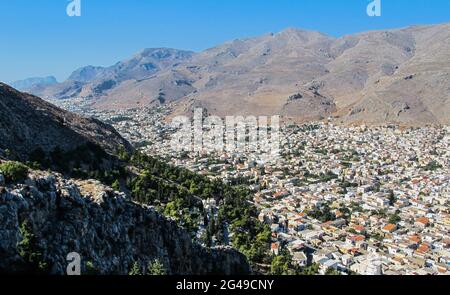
[{"left": 50, "top": 98, "right": 450, "bottom": 275}]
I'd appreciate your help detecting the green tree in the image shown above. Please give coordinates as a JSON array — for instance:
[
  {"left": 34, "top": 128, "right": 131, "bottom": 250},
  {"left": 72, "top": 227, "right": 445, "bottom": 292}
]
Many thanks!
[
  {"left": 17, "top": 221, "right": 49, "bottom": 273},
  {"left": 325, "top": 268, "right": 341, "bottom": 275},
  {"left": 297, "top": 263, "right": 320, "bottom": 275},
  {"left": 127, "top": 152, "right": 273, "bottom": 267},
  {"left": 387, "top": 190, "right": 396, "bottom": 206},
  {"left": 0, "top": 161, "right": 29, "bottom": 183},
  {"left": 129, "top": 261, "right": 142, "bottom": 275},
  {"left": 270, "top": 255, "right": 291, "bottom": 275},
  {"left": 269, "top": 248, "right": 298, "bottom": 275},
  {"left": 147, "top": 259, "right": 166, "bottom": 275},
  {"left": 423, "top": 160, "right": 442, "bottom": 171},
  {"left": 118, "top": 146, "right": 131, "bottom": 162},
  {"left": 388, "top": 214, "right": 401, "bottom": 224},
  {"left": 112, "top": 179, "right": 120, "bottom": 191}
]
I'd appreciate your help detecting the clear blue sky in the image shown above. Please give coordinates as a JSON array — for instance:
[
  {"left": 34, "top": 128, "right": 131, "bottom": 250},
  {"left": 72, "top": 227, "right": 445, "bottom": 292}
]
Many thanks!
[{"left": 0, "top": 0, "right": 448, "bottom": 83}]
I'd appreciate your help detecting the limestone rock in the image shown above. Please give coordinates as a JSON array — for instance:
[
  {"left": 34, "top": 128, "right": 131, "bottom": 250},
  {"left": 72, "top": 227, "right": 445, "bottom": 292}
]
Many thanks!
[{"left": 0, "top": 171, "right": 250, "bottom": 275}]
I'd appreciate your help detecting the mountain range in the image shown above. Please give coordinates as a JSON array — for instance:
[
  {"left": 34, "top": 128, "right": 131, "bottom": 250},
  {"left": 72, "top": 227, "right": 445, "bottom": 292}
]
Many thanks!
[
  {"left": 11, "top": 76, "right": 57, "bottom": 91},
  {"left": 18, "top": 23, "right": 450, "bottom": 126}
]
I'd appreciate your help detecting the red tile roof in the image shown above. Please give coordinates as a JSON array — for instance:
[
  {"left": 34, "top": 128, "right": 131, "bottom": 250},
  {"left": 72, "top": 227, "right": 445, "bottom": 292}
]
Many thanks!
[
  {"left": 416, "top": 217, "right": 430, "bottom": 225},
  {"left": 383, "top": 224, "right": 397, "bottom": 232},
  {"left": 409, "top": 235, "right": 421, "bottom": 244},
  {"left": 417, "top": 243, "right": 430, "bottom": 253},
  {"left": 353, "top": 225, "right": 365, "bottom": 232}
]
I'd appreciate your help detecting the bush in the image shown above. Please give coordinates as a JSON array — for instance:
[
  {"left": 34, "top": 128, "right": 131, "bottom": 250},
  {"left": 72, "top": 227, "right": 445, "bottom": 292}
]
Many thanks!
[
  {"left": 325, "top": 268, "right": 341, "bottom": 275},
  {"left": 17, "top": 221, "right": 49, "bottom": 273},
  {"left": 112, "top": 179, "right": 120, "bottom": 191},
  {"left": 129, "top": 261, "right": 142, "bottom": 275},
  {"left": 85, "top": 261, "right": 99, "bottom": 275},
  {"left": 270, "top": 254, "right": 292, "bottom": 275},
  {"left": 423, "top": 160, "right": 442, "bottom": 171},
  {"left": 147, "top": 259, "right": 166, "bottom": 275},
  {"left": 0, "top": 161, "right": 29, "bottom": 183}
]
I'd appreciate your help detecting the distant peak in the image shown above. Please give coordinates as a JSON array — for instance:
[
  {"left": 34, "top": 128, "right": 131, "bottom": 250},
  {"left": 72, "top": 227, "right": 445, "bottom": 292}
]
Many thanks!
[
  {"left": 280, "top": 27, "right": 304, "bottom": 34},
  {"left": 275, "top": 27, "right": 334, "bottom": 41},
  {"left": 138, "top": 47, "right": 194, "bottom": 56},
  {"left": 10, "top": 76, "right": 58, "bottom": 91},
  {"left": 279, "top": 27, "right": 330, "bottom": 36}
]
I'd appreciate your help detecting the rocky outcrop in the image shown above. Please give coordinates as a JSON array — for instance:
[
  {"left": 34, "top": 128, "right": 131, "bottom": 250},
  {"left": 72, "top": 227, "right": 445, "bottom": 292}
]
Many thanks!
[
  {"left": 0, "top": 170, "right": 250, "bottom": 275},
  {"left": 0, "top": 83, "right": 133, "bottom": 160}
]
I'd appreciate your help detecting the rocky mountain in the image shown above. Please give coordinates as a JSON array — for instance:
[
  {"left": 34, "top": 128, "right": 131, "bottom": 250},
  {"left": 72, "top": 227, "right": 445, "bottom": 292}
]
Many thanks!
[
  {"left": 26, "top": 23, "right": 450, "bottom": 125},
  {"left": 0, "top": 82, "right": 133, "bottom": 161},
  {"left": 11, "top": 76, "right": 57, "bottom": 91},
  {"left": 27, "top": 48, "right": 194, "bottom": 106},
  {"left": 0, "top": 167, "right": 250, "bottom": 275},
  {"left": 0, "top": 82, "right": 250, "bottom": 275}
]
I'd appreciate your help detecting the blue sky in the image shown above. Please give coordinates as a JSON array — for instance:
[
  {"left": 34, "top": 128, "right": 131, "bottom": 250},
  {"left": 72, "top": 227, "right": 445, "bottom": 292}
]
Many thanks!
[{"left": 0, "top": 0, "right": 448, "bottom": 83}]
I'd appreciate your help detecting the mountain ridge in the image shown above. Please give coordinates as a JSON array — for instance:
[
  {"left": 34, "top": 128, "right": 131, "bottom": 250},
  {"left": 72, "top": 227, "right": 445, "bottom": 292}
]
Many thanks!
[
  {"left": 20, "top": 23, "right": 450, "bottom": 126},
  {"left": 0, "top": 82, "right": 133, "bottom": 161}
]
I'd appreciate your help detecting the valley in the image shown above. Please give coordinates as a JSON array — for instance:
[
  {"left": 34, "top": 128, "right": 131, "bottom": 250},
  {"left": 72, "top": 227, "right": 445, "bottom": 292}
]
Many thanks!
[{"left": 44, "top": 98, "right": 450, "bottom": 275}]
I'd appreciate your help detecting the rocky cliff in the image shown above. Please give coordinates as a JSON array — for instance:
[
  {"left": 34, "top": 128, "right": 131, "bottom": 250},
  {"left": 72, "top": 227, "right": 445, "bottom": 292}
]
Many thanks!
[
  {"left": 0, "top": 168, "right": 250, "bottom": 275},
  {"left": 0, "top": 83, "right": 133, "bottom": 161}
]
